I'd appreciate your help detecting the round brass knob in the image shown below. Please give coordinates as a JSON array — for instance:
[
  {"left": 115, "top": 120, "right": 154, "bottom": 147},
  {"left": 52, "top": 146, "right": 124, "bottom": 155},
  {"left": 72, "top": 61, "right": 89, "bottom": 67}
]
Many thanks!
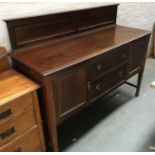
[
  {"left": 87, "top": 81, "right": 91, "bottom": 91},
  {"left": 96, "top": 64, "right": 103, "bottom": 71},
  {"left": 118, "top": 71, "right": 123, "bottom": 77},
  {"left": 96, "top": 84, "right": 100, "bottom": 91}
]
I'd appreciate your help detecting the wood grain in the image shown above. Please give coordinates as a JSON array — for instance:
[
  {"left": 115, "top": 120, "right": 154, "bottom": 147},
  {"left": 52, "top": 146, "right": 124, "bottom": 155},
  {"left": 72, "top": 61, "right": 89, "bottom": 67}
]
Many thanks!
[
  {"left": 41, "top": 77, "right": 58, "bottom": 151},
  {"left": 11, "top": 25, "right": 150, "bottom": 76},
  {"left": 0, "top": 93, "right": 33, "bottom": 126},
  {"left": 0, "top": 69, "right": 39, "bottom": 105},
  {"left": 31, "top": 91, "right": 46, "bottom": 151},
  {"left": 5, "top": 4, "right": 118, "bottom": 50},
  {"left": 0, "top": 126, "right": 43, "bottom": 152},
  {"left": 0, "top": 47, "right": 10, "bottom": 73},
  {"left": 0, "top": 48, "right": 45, "bottom": 151},
  {"left": 53, "top": 64, "right": 88, "bottom": 122},
  {"left": 0, "top": 108, "right": 35, "bottom": 146}
]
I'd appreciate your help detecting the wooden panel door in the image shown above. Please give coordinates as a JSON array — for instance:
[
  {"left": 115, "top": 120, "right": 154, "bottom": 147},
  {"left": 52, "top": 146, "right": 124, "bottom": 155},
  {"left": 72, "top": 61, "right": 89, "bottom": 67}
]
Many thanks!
[
  {"left": 53, "top": 64, "right": 88, "bottom": 123},
  {"left": 128, "top": 36, "right": 150, "bottom": 74}
]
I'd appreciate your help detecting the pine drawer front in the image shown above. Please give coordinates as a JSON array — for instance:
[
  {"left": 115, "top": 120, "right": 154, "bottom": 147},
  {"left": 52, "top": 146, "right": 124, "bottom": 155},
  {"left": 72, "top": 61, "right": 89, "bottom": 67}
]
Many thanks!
[
  {"left": 0, "top": 108, "right": 36, "bottom": 146},
  {"left": 0, "top": 126, "right": 42, "bottom": 152},
  {"left": 0, "top": 93, "right": 33, "bottom": 126}
]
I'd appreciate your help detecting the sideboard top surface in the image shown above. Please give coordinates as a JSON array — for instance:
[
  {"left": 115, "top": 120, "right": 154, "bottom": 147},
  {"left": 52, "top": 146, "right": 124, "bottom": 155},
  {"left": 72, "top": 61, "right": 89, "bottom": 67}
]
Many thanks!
[{"left": 12, "top": 25, "right": 150, "bottom": 76}]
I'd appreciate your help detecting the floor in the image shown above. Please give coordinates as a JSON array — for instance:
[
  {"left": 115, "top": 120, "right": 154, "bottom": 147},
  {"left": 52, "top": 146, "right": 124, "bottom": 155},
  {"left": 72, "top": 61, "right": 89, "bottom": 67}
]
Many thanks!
[{"left": 58, "top": 58, "right": 155, "bottom": 152}]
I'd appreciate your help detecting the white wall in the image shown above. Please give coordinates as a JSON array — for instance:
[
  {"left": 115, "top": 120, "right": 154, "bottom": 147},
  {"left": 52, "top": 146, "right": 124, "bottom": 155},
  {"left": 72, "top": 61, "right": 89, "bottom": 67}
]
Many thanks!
[
  {"left": 0, "top": 2, "right": 155, "bottom": 56},
  {"left": 117, "top": 3, "right": 155, "bottom": 56}
]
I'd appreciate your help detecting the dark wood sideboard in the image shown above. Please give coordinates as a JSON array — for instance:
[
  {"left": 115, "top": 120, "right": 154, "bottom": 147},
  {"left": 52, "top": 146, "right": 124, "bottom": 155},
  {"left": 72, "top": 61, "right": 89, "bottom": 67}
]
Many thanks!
[{"left": 5, "top": 4, "right": 151, "bottom": 151}]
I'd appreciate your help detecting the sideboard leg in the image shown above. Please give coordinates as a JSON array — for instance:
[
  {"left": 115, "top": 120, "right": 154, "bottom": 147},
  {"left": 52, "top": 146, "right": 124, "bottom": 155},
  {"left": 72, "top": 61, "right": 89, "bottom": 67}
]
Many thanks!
[
  {"left": 43, "top": 78, "right": 59, "bottom": 152},
  {"left": 135, "top": 70, "right": 144, "bottom": 97}
]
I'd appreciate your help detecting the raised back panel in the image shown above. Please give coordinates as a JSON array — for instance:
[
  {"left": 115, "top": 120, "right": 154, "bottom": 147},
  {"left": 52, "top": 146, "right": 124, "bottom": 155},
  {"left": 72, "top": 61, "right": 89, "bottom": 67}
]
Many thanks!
[
  {"left": 76, "top": 5, "right": 117, "bottom": 31},
  {"left": 5, "top": 4, "right": 118, "bottom": 51}
]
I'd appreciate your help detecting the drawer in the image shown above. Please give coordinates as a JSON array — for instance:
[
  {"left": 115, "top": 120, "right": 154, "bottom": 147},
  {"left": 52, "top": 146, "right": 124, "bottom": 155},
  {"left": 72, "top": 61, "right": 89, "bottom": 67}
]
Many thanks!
[
  {"left": 90, "top": 45, "right": 129, "bottom": 80},
  {"left": 0, "top": 93, "right": 33, "bottom": 126},
  {"left": 90, "top": 64, "right": 127, "bottom": 99},
  {"left": 0, "top": 126, "right": 42, "bottom": 152},
  {"left": 0, "top": 108, "right": 36, "bottom": 146}
]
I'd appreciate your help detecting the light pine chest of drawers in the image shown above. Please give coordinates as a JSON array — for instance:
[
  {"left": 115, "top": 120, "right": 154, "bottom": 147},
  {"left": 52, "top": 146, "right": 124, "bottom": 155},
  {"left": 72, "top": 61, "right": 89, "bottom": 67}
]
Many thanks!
[{"left": 0, "top": 49, "right": 45, "bottom": 152}]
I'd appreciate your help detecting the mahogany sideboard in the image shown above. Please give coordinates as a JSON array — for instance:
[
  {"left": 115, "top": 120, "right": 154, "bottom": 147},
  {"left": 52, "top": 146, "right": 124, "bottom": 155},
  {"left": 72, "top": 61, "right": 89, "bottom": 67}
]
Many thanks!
[{"left": 5, "top": 4, "right": 151, "bottom": 151}]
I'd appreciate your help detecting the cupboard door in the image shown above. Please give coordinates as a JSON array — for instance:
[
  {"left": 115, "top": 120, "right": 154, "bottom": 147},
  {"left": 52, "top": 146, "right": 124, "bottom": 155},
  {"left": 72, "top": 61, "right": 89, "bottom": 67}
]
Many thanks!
[
  {"left": 53, "top": 65, "right": 88, "bottom": 122},
  {"left": 128, "top": 36, "right": 149, "bottom": 74}
]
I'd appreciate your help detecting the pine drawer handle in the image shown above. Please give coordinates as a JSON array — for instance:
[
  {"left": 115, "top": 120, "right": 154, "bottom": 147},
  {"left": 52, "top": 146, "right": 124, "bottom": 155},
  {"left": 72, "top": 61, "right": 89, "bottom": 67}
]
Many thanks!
[
  {"left": 0, "top": 127, "right": 16, "bottom": 139},
  {"left": 0, "top": 109, "right": 12, "bottom": 120}
]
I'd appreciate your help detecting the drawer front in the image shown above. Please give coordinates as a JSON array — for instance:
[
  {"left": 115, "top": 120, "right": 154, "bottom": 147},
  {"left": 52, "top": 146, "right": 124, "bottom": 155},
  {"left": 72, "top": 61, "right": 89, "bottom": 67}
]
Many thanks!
[
  {"left": 90, "top": 45, "right": 128, "bottom": 80},
  {"left": 0, "top": 108, "right": 36, "bottom": 146},
  {"left": 0, "top": 93, "right": 33, "bottom": 126},
  {"left": 90, "top": 64, "right": 127, "bottom": 99},
  {"left": 0, "top": 126, "right": 42, "bottom": 152}
]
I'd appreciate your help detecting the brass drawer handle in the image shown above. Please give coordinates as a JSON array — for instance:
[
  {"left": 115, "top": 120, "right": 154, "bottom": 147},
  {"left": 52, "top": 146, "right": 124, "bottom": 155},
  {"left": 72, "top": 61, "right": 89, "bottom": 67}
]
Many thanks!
[
  {"left": 0, "top": 109, "right": 12, "bottom": 121},
  {"left": 0, "top": 127, "right": 16, "bottom": 139},
  {"left": 96, "top": 64, "right": 103, "bottom": 71},
  {"left": 96, "top": 84, "right": 100, "bottom": 91},
  {"left": 118, "top": 71, "right": 123, "bottom": 77},
  {"left": 87, "top": 81, "right": 91, "bottom": 91},
  {"left": 14, "top": 147, "right": 22, "bottom": 152}
]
